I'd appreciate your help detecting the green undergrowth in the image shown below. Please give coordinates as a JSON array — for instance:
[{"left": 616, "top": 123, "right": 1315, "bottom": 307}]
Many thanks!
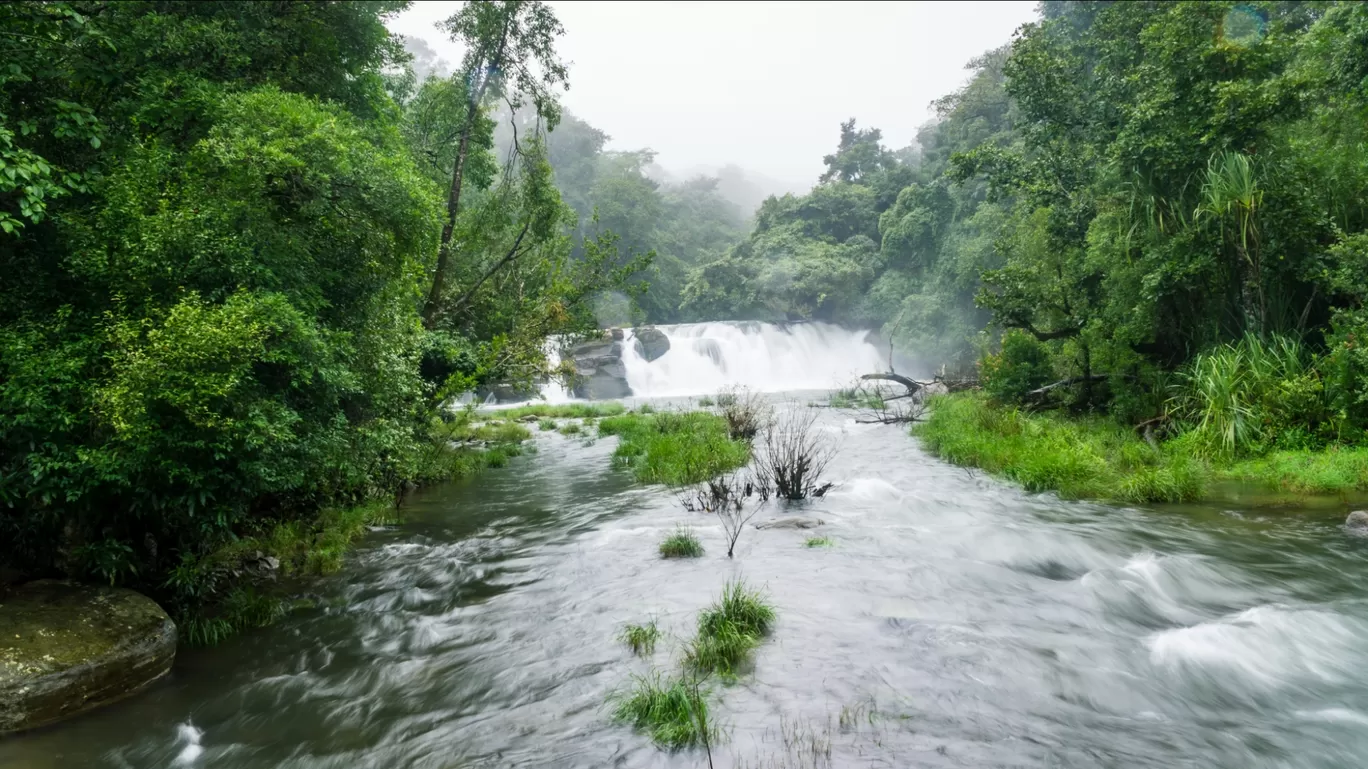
[
  {"left": 598, "top": 411, "right": 751, "bottom": 485},
  {"left": 804, "top": 536, "right": 834, "bottom": 548},
  {"left": 175, "top": 417, "right": 532, "bottom": 647},
  {"left": 659, "top": 527, "right": 704, "bottom": 558},
  {"left": 917, "top": 392, "right": 1368, "bottom": 502},
  {"left": 914, "top": 393, "right": 1205, "bottom": 503},
  {"left": 488, "top": 402, "right": 627, "bottom": 420},
  {"left": 1221, "top": 447, "right": 1368, "bottom": 495}
]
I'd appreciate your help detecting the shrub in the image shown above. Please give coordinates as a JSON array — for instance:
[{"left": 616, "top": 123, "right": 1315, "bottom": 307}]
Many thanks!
[
  {"left": 620, "top": 621, "right": 661, "bottom": 655},
  {"left": 679, "top": 474, "right": 765, "bottom": 558},
  {"left": 980, "top": 329, "right": 1054, "bottom": 404},
  {"left": 718, "top": 385, "right": 768, "bottom": 440},
  {"left": 755, "top": 406, "right": 836, "bottom": 500},
  {"left": 1169, "top": 333, "right": 1328, "bottom": 458},
  {"left": 697, "top": 395, "right": 715, "bottom": 407},
  {"left": 659, "top": 527, "right": 704, "bottom": 558}
]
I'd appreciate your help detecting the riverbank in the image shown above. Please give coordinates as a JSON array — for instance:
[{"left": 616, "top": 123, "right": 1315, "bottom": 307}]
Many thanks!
[{"left": 913, "top": 392, "right": 1368, "bottom": 504}]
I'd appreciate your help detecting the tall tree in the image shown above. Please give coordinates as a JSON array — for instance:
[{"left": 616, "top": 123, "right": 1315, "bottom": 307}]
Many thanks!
[{"left": 421, "top": 0, "right": 569, "bottom": 328}]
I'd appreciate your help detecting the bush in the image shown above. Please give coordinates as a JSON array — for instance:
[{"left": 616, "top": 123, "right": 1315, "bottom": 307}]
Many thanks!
[
  {"left": 1169, "top": 333, "right": 1329, "bottom": 458},
  {"left": 980, "top": 329, "right": 1054, "bottom": 404},
  {"left": 659, "top": 527, "right": 704, "bottom": 558},
  {"left": 754, "top": 406, "right": 836, "bottom": 500},
  {"left": 718, "top": 386, "right": 768, "bottom": 440},
  {"left": 679, "top": 474, "right": 765, "bottom": 558}
]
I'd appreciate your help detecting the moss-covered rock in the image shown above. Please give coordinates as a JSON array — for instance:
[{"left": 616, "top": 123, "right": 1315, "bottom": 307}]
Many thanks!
[{"left": 0, "top": 580, "right": 176, "bottom": 733}]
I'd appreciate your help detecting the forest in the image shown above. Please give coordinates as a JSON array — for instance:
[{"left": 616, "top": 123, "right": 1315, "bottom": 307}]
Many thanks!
[{"left": 8, "top": 0, "right": 1368, "bottom": 627}]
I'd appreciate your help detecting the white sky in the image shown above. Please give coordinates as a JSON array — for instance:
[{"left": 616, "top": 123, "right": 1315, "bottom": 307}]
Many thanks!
[{"left": 388, "top": 1, "right": 1039, "bottom": 189}]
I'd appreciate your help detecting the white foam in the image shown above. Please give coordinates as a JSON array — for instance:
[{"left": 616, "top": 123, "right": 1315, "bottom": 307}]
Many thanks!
[
  {"left": 618, "top": 321, "right": 885, "bottom": 398},
  {"left": 1148, "top": 604, "right": 1366, "bottom": 689},
  {"left": 173, "top": 722, "right": 203, "bottom": 765},
  {"left": 836, "top": 477, "right": 905, "bottom": 504}
]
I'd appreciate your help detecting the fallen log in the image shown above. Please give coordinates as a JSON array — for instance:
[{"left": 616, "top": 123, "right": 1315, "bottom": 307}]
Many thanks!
[
  {"left": 1025, "top": 374, "right": 1112, "bottom": 398},
  {"left": 860, "top": 372, "right": 925, "bottom": 392}
]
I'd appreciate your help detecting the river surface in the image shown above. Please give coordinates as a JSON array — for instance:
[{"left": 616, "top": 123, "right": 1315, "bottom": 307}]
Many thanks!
[{"left": 4, "top": 393, "right": 1368, "bottom": 769}]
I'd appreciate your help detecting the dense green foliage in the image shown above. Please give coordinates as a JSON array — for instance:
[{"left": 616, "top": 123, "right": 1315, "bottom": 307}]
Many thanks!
[{"left": 0, "top": 1, "right": 641, "bottom": 627}]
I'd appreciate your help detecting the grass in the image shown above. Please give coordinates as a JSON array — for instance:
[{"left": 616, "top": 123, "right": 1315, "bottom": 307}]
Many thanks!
[
  {"left": 620, "top": 620, "right": 662, "bottom": 655},
  {"left": 598, "top": 410, "right": 751, "bottom": 486},
  {"left": 538, "top": 418, "right": 557, "bottom": 431},
  {"left": 558, "top": 421, "right": 582, "bottom": 436},
  {"left": 697, "top": 395, "right": 715, "bottom": 407},
  {"left": 916, "top": 392, "right": 1368, "bottom": 502},
  {"left": 687, "top": 580, "right": 775, "bottom": 676},
  {"left": 914, "top": 393, "right": 1205, "bottom": 503},
  {"left": 485, "top": 402, "right": 627, "bottom": 420},
  {"left": 829, "top": 386, "right": 885, "bottom": 410},
  {"left": 804, "top": 536, "right": 833, "bottom": 548},
  {"left": 659, "top": 527, "right": 704, "bottom": 558},
  {"left": 611, "top": 672, "right": 715, "bottom": 750}
]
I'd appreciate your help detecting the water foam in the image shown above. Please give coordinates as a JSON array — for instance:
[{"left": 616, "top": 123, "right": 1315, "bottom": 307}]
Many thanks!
[
  {"left": 173, "top": 722, "right": 203, "bottom": 765},
  {"left": 617, "top": 321, "right": 885, "bottom": 398}
]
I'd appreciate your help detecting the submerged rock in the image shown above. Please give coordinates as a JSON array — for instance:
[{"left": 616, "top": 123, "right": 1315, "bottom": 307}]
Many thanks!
[
  {"left": 0, "top": 580, "right": 176, "bottom": 733},
  {"left": 755, "top": 517, "right": 826, "bottom": 530},
  {"left": 632, "top": 326, "right": 670, "bottom": 362},
  {"left": 1346, "top": 510, "right": 1368, "bottom": 536}
]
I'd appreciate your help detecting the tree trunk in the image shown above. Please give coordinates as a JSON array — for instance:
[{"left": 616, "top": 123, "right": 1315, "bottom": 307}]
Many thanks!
[{"left": 420, "top": 115, "right": 476, "bottom": 328}]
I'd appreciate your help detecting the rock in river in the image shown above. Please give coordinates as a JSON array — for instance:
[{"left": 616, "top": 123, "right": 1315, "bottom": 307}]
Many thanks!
[
  {"left": 632, "top": 326, "right": 670, "bottom": 362},
  {"left": 567, "top": 339, "right": 632, "bottom": 400},
  {"left": 755, "top": 517, "right": 826, "bottom": 530},
  {"left": 0, "top": 580, "right": 176, "bottom": 734},
  {"left": 1347, "top": 510, "right": 1368, "bottom": 536}
]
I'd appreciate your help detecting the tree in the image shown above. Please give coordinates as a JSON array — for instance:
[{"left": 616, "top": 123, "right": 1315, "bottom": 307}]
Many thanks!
[{"left": 420, "top": 0, "right": 570, "bottom": 328}]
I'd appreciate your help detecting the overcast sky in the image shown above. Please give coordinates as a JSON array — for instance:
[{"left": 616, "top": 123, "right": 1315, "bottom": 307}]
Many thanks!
[{"left": 387, "top": 1, "right": 1039, "bottom": 189}]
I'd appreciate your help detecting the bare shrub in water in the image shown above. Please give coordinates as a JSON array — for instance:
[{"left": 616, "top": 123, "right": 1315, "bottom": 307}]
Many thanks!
[
  {"left": 680, "top": 472, "right": 767, "bottom": 558},
  {"left": 756, "top": 406, "right": 836, "bottom": 500},
  {"left": 718, "top": 385, "right": 769, "bottom": 441}
]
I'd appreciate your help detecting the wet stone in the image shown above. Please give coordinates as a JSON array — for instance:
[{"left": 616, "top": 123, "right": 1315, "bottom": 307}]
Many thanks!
[{"left": 0, "top": 580, "right": 176, "bottom": 734}]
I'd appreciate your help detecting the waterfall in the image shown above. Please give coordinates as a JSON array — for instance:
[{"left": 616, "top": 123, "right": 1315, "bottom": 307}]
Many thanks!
[{"left": 616, "top": 321, "right": 884, "bottom": 398}]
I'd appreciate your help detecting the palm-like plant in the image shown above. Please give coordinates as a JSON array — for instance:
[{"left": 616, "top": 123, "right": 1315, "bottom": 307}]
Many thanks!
[{"left": 1195, "top": 151, "right": 1265, "bottom": 333}]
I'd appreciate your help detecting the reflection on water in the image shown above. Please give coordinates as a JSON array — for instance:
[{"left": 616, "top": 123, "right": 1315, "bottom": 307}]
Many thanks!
[{"left": 4, "top": 394, "right": 1368, "bottom": 769}]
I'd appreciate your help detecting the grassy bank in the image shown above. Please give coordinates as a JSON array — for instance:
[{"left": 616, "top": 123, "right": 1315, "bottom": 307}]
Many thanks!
[
  {"left": 914, "top": 393, "right": 1368, "bottom": 503},
  {"left": 176, "top": 409, "right": 532, "bottom": 646},
  {"left": 598, "top": 410, "right": 751, "bottom": 486}
]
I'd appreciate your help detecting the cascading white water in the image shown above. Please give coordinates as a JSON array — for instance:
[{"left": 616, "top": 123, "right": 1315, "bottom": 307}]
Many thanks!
[{"left": 617, "top": 320, "right": 884, "bottom": 398}]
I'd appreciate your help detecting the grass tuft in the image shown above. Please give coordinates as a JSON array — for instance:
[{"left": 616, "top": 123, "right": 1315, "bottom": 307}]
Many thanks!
[
  {"left": 558, "top": 421, "right": 582, "bottom": 435},
  {"left": 697, "top": 395, "right": 715, "bottom": 407},
  {"left": 538, "top": 418, "right": 557, "bottom": 431},
  {"left": 611, "top": 673, "right": 715, "bottom": 750},
  {"left": 659, "top": 527, "right": 704, "bottom": 558},
  {"left": 620, "top": 620, "right": 662, "bottom": 655},
  {"left": 804, "top": 536, "right": 833, "bottom": 548},
  {"left": 486, "top": 402, "right": 627, "bottom": 420},
  {"left": 698, "top": 579, "right": 776, "bottom": 639}
]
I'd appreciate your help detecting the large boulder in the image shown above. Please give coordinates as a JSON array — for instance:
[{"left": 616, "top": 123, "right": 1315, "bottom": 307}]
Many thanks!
[
  {"left": 0, "top": 580, "right": 176, "bottom": 734},
  {"left": 632, "top": 327, "right": 670, "bottom": 362},
  {"left": 567, "top": 339, "right": 632, "bottom": 400}
]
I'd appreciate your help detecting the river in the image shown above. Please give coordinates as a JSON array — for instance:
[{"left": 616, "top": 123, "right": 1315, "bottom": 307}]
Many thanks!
[{"left": 4, "top": 324, "right": 1368, "bottom": 768}]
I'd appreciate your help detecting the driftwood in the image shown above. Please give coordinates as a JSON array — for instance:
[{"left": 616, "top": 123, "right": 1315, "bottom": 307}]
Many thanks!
[
  {"left": 860, "top": 372, "right": 925, "bottom": 392},
  {"left": 1024, "top": 374, "right": 1112, "bottom": 398}
]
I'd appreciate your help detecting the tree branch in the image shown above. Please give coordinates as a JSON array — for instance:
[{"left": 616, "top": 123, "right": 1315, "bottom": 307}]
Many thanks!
[{"left": 448, "top": 218, "right": 533, "bottom": 317}]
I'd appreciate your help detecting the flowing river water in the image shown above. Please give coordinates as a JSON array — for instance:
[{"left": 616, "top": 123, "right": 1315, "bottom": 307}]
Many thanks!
[{"left": 5, "top": 324, "right": 1368, "bottom": 769}]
